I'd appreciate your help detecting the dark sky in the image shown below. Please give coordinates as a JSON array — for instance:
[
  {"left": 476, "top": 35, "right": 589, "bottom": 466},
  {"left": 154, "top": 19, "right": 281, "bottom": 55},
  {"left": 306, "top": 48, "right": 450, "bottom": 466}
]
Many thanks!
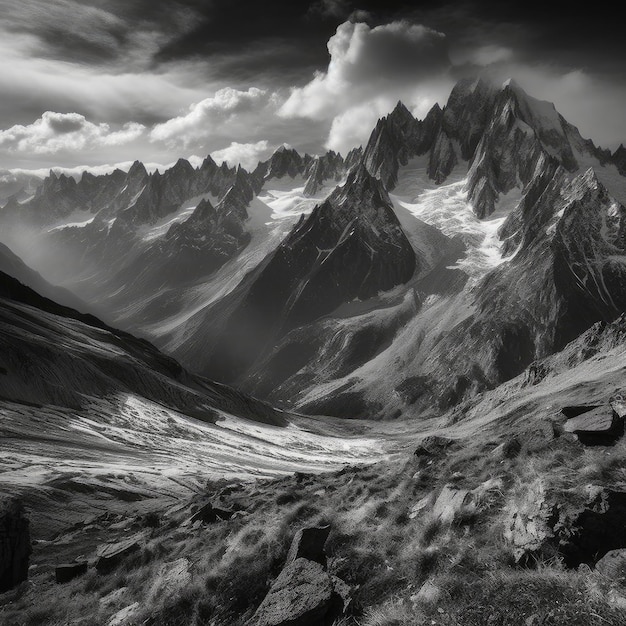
[{"left": 0, "top": 0, "right": 624, "bottom": 171}]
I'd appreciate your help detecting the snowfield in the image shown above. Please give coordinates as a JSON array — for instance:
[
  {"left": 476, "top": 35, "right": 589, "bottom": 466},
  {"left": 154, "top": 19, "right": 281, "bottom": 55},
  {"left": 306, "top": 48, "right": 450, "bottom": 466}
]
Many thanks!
[
  {"left": 0, "top": 393, "right": 392, "bottom": 535},
  {"left": 390, "top": 157, "right": 521, "bottom": 280}
]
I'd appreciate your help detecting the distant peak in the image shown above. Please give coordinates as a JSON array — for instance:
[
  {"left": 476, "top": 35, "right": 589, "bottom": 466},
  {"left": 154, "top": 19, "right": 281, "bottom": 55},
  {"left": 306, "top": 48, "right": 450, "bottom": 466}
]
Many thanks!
[
  {"left": 388, "top": 100, "right": 414, "bottom": 125},
  {"left": 128, "top": 160, "right": 147, "bottom": 176},
  {"left": 502, "top": 78, "right": 519, "bottom": 89}
]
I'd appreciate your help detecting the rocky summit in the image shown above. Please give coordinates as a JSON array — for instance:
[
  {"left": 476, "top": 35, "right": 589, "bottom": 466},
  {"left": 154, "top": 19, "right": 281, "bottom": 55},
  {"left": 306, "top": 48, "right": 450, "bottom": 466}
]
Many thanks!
[{"left": 2, "top": 73, "right": 626, "bottom": 626}]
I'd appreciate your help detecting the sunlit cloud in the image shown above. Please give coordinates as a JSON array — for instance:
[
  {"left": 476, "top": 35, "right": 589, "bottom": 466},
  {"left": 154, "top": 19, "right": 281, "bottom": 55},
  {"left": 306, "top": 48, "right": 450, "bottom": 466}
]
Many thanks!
[
  {"left": 0, "top": 112, "right": 145, "bottom": 155},
  {"left": 210, "top": 140, "right": 272, "bottom": 170}
]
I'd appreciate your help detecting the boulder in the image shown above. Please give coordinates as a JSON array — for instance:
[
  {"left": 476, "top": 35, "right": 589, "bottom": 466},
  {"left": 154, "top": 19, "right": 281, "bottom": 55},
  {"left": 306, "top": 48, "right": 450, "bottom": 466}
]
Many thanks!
[
  {"left": 252, "top": 558, "right": 335, "bottom": 626},
  {"left": 96, "top": 537, "right": 141, "bottom": 574},
  {"left": 0, "top": 497, "right": 32, "bottom": 592},
  {"left": 414, "top": 436, "right": 455, "bottom": 457},
  {"left": 505, "top": 483, "right": 626, "bottom": 567},
  {"left": 55, "top": 561, "right": 88, "bottom": 584},
  {"left": 285, "top": 525, "right": 331, "bottom": 567},
  {"left": 189, "top": 502, "right": 234, "bottom": 525},
  {"left": 504, "top": 479, "right": 558, "bottom": 564},
  {"left": 563, "top": 406, "right": 623, "bottom": 445},
  {"left": 595, "top": 549, "right": 626, "bottom": 585},
  {"left": 432, "top": 485, "right": 471, "bottom": 523}
]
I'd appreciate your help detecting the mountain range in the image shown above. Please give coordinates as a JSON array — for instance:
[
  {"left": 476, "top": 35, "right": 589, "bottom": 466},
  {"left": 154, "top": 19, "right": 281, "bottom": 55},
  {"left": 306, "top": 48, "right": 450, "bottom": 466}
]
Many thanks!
[
  {"left": 3, "top": 75, "right": 626, "bottom": 625},
  {"left": 1, "top": 77, "right": 626, "bottom": 425}
]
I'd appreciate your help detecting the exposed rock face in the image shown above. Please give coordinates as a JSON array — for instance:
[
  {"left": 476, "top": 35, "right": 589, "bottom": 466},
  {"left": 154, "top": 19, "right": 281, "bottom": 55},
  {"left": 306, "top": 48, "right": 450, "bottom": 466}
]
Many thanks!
[
  {"left": 55, "top": 561, "right": 88, "bottom": 584},
  {"left": 596, "top": 549, "right": 626, "bottom": 585},
  {"left": 562, "top": 406, "right": 624, "bottom": 445},
  {"left": 252, "top": 558, "right": 335, "bottom": 626},
  {"left": 416, "top": 166, "right": 626, "bottom": 409},
  {"left": 414, "top": 435, "right": 455, "bottom": 457},
  {"left": 285, "top": 526, "right": 331, "bottom": 567},
  {"left": 505, "top": 483, "right": 626, "bottom": 567},
  {"left": 95, "top": 536, "right": 141, "bottom": 574},
  {"left": 185, "top": 165, "right": 418, "bottom": 384},
  {"left": 0, "top": 498, "right": 31, "bottom": 592},
  {"left": 303, "top": 151, "right": 346, "bottom": 196}
]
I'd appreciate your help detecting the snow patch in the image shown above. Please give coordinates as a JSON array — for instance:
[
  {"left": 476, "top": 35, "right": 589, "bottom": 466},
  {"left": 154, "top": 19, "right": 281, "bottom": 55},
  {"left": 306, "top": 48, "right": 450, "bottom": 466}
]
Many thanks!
[{"left": 390, "top": 159, "right": 519, "bottom": 280}]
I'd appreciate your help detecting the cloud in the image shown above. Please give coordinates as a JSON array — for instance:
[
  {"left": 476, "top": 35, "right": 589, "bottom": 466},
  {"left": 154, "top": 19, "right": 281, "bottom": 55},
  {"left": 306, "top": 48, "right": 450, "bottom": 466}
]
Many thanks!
[
  {"left": 210, "top": 140, "right": 272, "bottom": 170},
  {"left": 150, "top": 88, "right": 272, "bottom": 147},
  {"left": 279, "top": 20, "right": 450, "bottom": 121},
  {"left": 0, "top": 112, "right": 145, "bottom": 155},
  {"left": 463, "top": 44, "right": 514, "bottom": 66}
]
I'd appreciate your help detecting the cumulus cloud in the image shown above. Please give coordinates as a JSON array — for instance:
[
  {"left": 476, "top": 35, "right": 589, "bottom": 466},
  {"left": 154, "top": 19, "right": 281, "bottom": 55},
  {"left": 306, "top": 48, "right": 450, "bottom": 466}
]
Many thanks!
[
  {"left": 0, "top": 112, "right": 145, "bottom": 155},
  {"left": 210, "top": 140, "right": 272, "bottom": 170},
  {"left": 279, "top": 20, "right": 450, "bottom": 121},
  {"left": 150, "top": 87, "right": 272, "bottom": 146}
]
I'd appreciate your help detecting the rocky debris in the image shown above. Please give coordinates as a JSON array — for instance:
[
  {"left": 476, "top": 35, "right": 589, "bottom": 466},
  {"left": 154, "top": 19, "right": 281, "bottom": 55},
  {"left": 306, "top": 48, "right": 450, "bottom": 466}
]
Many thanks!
[
  {"left": 285, "top": 525, "right": 331, "bottom": 567},
  {"left": 562, "top": 406, "right": 624, "bottom": 445},
  {"left": 409, "top": 494, "right": 434, "bottom": 519},
  {"left": 504, "top": 479, "right": 559, "bottom": 564},
  {"left": 414, "top": 435, "right": 455, "bottom": 457},
  {"left": 188, "top": 502, "right": 234, "bottom": 525},
  {"left": 505, "top": 483, "right": 626, "bottom": 567},
  {"left": 252, "top": 558, "right": 336, "bottom": 626},
  {"left": 107, "top": 602, "right": 141, "bottom": 626},
  {"left": 432, "top": 485, "right": 471, "bottom": 523},
  {"left": 595, "top": 549, "right": 626, "bottom": 586},
  {"left": 96, "top": 536, "right": 141, "bottom": 574},
  {"left": 55, "top": 561, "right": 88, "bottom": 584},
  {"left": 0, "top": 497, "right": 32, "bottom": 592},
  {"left": 524, "top": 361, "right": 549, "bottom": 386},
  {"left": 611, "top": 395, "right": 626, "bottom": 419}
]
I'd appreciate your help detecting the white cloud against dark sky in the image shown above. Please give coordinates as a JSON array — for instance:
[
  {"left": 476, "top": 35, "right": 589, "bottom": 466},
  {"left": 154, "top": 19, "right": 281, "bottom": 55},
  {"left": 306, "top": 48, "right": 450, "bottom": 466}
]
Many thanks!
[{"left": 0, "top": 0, "right": 624, "bottom": 172}]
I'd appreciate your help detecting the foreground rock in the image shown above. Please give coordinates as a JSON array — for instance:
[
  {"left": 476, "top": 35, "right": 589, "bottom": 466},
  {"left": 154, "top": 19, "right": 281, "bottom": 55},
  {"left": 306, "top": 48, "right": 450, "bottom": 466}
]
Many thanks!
[
  {"left": 0, "top": 498, "right": 31, "bottom": 592},
  {"left": 414, "top": 435, "right": 455, "bottom": 457},
  {"left": 96, "top": 536, "right": 141, "bottom": 574},
  {"left": 188, "top": 502, "right": 234, "bottom": 525},
  {"left": 55, "top": 561, "right": 88, "bottom": 584},
  {"left": 252, "top": 558, "right": 335, "bottom": 626},
  {"left": 596, "top": 549, "right": 626, "bottom": 586},
  {"left": 562, "top": 405, "right": 624, "bottom": 445},
  {"left": 285, "top": 525, "right": 331, "bottom": 567},
  {"left": 505, "top": 483, "right": 626, "bottom": 566}
]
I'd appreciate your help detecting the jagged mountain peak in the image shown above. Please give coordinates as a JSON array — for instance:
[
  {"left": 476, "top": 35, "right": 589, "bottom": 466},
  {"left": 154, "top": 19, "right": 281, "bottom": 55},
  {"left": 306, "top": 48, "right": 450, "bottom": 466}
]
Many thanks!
[
  {"left": 331, "top": 162, "right": 391, "bottom": 208},
  {"left": 128, "top": 159, "right": 147, "bottom": 177},
  {"left": 388, "top": 100, "right": 415, "bottom": 126}
]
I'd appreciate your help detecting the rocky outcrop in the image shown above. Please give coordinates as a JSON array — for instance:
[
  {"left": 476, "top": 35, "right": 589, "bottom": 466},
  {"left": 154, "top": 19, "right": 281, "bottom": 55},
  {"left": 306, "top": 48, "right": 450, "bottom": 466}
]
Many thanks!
[
  {"left": 303, "top": 151, "right": 346, "bottom": 196},
  {"left": 252, "top": 524, "right": 349, "bottom": 626},
  {"left": 95, "top": 536, "right": 141, "bottom": 574},
  {"left": 0, "top": 498, "right": 31, "bottom": 592},
  {"left": 505, "top": 483, "right": 626, "bottom": 567},
  {"left": 562, "top": 405, "right": 624, "bottom": 445},
  {"left": 252, "top": 558, "right": 335, "bottom": 626},
  {"left": 414, "top": 435, "right": 455, "bottom": 457},
  {"left": 285, "top": 526, "right": 331, "bottom": 567},
  {"left": 596, "top": 549, "right": 626, "bottom": 585},
  {"left": 55, "top": 561, "right": 88, "bottom": 584}
]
